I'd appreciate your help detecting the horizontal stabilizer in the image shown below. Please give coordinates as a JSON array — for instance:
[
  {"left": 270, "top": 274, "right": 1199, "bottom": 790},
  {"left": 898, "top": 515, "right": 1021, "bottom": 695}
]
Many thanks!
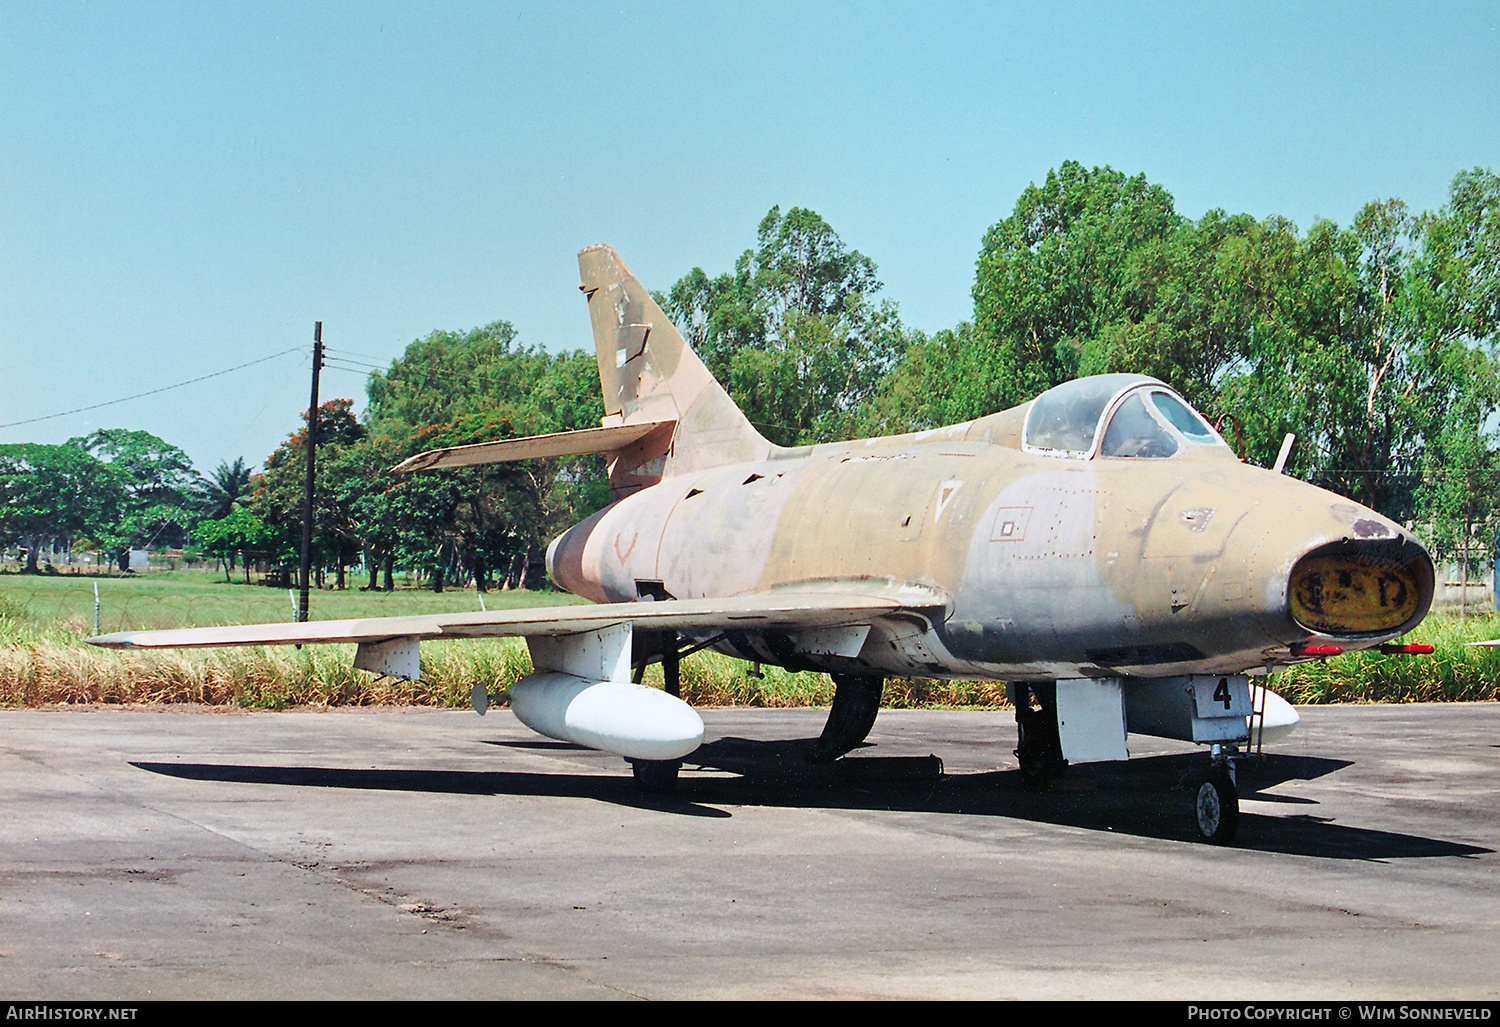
[{"left": 392, "top": 420, "right": 674, "bottom": 473}]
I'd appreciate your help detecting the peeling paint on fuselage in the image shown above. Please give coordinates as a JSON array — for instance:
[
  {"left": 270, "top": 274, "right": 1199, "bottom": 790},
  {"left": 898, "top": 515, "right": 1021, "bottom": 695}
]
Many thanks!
[{"left": 548, "top": 401, "right": 1432, "bottom": 683}]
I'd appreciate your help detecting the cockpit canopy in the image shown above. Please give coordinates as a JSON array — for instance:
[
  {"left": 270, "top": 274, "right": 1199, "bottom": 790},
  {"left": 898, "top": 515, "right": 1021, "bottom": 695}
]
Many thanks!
[{"left": 1022, "top": 374, "right": 1226, "bottom": 460}]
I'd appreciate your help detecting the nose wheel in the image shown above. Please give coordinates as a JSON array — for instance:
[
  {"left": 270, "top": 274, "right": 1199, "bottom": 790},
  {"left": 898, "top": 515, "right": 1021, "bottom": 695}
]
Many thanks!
[{"left": 1192, "top": 765, "right": 1239, "bottom": 844}]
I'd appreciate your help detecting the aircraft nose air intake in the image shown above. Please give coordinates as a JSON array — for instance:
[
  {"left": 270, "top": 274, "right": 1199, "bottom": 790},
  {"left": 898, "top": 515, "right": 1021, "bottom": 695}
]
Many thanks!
[{"left": 1289, "top": 536, "right": 1434, "bottom": 636}]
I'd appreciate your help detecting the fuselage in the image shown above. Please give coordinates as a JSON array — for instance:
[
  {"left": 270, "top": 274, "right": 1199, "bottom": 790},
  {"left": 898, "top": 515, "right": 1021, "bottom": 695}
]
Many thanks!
[{"left": 549, "top": 376, "right": 1433, "bottom": 682}]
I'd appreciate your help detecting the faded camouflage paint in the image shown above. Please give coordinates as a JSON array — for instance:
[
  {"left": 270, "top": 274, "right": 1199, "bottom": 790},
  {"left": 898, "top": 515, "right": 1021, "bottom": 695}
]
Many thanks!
[
  {"left": 550, "top": 246, "right": 1434, "bottom": 683},
  {"left": 551, "top": 426, "right": 1428, "bottom": 681},
  {"left": 391, "top": 421, "right": 667, "bottom": 474},
  {"left": 578, "top": 244, "right": 770, "bottom": 489}
]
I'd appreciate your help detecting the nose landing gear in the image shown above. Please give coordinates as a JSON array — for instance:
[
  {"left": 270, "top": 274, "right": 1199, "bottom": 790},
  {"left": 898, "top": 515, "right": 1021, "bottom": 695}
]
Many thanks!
[
  {"left": 1188, "top": 747, "right": 1240, "bottom": 844},
  {"left": 1194, "top": 769, "right": 1239, "bottom": 844}
]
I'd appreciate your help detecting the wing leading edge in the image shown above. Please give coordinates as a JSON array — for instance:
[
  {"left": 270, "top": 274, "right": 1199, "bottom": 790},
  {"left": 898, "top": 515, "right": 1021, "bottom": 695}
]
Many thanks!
[{"left": 87, "top": 588, "right": 944, "bottom": 651}]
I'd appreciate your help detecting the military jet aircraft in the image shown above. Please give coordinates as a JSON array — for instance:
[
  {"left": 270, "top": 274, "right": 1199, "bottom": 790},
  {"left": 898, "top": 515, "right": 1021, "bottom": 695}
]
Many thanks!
[{"left": 90, "top": 244, "right": 1435, "bottom": 844}]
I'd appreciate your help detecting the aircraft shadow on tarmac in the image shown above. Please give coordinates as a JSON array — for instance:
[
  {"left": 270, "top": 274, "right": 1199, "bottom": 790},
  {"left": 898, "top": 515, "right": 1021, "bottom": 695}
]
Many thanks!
[{"left": 133, "top": 733, "right": 1491, "bottom": 860}]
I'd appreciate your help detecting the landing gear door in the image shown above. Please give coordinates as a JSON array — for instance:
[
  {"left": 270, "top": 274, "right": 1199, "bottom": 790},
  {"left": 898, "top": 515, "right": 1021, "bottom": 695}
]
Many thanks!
[
  {"left": 1056, "top": 678, "right": 1129, "bottom": 763},
  {"left": 1190, "top": 675, "right": 1252, "bottom": 720},
  {"left": 1125, "top": 675, "right": 1254, "bottom": 744}
]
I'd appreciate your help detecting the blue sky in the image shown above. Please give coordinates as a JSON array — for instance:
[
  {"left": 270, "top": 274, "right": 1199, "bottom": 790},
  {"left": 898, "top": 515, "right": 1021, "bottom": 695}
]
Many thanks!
[{"left": 3, "top": 1, "right": 1497, "bottom": 476}]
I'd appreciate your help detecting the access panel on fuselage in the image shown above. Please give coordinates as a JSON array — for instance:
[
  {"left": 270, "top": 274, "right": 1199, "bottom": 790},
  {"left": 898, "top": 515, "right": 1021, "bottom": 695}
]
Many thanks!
[{"left": 947, "top": 465, "right": 1135, "bottom": 670}]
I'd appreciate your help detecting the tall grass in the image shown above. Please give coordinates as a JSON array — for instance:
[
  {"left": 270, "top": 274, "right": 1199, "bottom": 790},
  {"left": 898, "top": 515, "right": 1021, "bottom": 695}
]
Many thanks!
[
  {"left": 3, "top": 572, "right": 1498, "bottom": 708},
  {"left": 1272, "top": 613, "right": 1500, "bottom": 703},
  {"left": 0, "top": 585, "right": 963, "bottom": 709}
]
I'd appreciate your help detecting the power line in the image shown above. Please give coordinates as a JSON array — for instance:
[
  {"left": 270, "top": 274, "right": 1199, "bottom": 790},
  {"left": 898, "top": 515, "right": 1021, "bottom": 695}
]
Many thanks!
[
  {"left": 0, "top": 348, "right": 305, "bottom": 430},
  {"left": 319, "top": 346, "right": 395, "bottom": 365}
]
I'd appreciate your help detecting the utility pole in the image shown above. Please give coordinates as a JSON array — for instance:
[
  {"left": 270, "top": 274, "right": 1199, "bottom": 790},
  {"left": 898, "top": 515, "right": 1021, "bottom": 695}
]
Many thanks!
[{"left": 298, "top": 322, "right": 323, "bottom": 623}]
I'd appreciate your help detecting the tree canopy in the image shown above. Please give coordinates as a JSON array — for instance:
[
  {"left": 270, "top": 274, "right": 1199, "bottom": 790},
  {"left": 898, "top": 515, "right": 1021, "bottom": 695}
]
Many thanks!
[
  {"left": 243, "top": 329, "right": 608, "bottom": 593},
  {"left": 658, "top": 206, "right": 914, "bottom": 446},
  {"left": 0, "top": 442, "right": 127, "bottom": 572}
]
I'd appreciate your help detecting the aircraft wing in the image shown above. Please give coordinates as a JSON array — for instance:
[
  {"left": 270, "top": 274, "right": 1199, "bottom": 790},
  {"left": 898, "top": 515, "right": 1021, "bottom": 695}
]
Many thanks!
[{"left": 87, "top": 588, "right": 944, "bottom": 651}]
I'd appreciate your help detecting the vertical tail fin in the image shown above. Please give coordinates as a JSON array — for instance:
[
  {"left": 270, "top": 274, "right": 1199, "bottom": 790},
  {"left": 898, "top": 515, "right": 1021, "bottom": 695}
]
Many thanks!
[{"left": 578, "top": 244, "right": 771, "bottom": 492}]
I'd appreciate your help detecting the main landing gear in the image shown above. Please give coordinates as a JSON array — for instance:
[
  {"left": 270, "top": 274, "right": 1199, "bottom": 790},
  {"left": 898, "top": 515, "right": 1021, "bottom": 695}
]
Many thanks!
[
  {"left": 627, "top": 636, "right": 687, "bottom": 793},
  {"left": 807, "top": 674, "right": 884, "bottom": 763},
  {"left": 628, "top": 670, "right": 888, "bottom": 789},
  {"left": 1011, "top": 682, "right": 1068, "bottom": 789},
  {"left": 630, "top": 757, "right": 682, "bottom": 793}
]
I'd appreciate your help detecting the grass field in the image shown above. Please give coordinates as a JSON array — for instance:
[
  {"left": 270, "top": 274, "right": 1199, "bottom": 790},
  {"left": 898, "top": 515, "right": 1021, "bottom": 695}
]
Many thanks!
[
  {"left": 0, "top": 565, "right": 592, "bottom": 633},
  {"left": 0, "top": 568, "right": 852, "bottom": 709},
  {"left": 2, "top": 567, "right": 1496, "bottom": 709}
]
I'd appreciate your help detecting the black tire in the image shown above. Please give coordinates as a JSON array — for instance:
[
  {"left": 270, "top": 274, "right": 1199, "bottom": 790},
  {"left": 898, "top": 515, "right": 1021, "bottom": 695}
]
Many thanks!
[
  {"left": 1016, "top": 750, "right": 1051, "bottom": 792},
  {"left": 630, "top": 759, "right": 681, "bottom": 794},
  {"left": 807, "top": 674, "right": 884, "bottom": 764},
  {"left": 1013, "top": 684, "right": 1066, "bottom": 789},
  {"left": 1194, "top": 769, "right": 1239, "bottom": 844}
]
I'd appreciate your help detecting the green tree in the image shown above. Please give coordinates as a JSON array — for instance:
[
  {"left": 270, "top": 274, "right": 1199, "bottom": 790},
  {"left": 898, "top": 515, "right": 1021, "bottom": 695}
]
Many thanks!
[
  {"left": 944, "top": 161, "right": 1500, "bottom": 528},
  {"left": 365, "top": 322, "right": 548, "bottom": 431},
  {"left": 968, "top": 161, "right": 1183, "bottom": 416},
  {"left": 1409, "top": 169, "right": 1500, "bottom": 552},
  {"left": 193, "top": 506, "right": 275, "bottom": 583},
  {"left": 71, "top": 428, "right": 203, "bottom": 568},
  {"left": 1214, "top": 184, "right": 1500, "bottom": 519},
  {"left": 1078, "top": 207, "right": 1260, "bottom": 408},
  {"left": 199, "top": 457, "right": 253, "bottom": 520},
  {"left": 357, "top": 328, "right": 606, "bottom": 591},
  {"left": 659, "top": 206, "right": 911, "bottom": 446},
  {"left": 1423, "top": 168, "right": 1500, "bottom": 345},
  {"left": 0, "top": 443, "right": 127, "bottom": 572},
  {"left": 253, "top": 399, "right": 368, "bottom": 589}
]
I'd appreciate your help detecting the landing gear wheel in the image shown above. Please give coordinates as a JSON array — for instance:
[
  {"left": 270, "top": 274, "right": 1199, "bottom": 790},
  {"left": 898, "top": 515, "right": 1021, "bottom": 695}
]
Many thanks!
[
  {"left": 1194, "top": 769, "right": 1239, "bottom": 845},
  {"left": 630, "top": 759, "right": 681, "bottom": 794},
  {"left": 1016, "top": 749, "right": 1051, "bottom": 791},
  {"left": 1013, "top": 682, "right": 1067, "bottom": 790},
  {"left": 807, "top": 674, "right": 884, "bottom": 763},
  {"left": 1015, "top": 735, "right": 1065, "bottom": 789}
]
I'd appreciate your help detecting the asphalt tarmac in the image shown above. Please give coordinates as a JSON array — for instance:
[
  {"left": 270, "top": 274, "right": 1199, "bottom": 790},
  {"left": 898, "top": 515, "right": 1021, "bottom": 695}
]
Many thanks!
[{"left": 0, "top": 702, "right": 1496, "bottom": 1000}]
